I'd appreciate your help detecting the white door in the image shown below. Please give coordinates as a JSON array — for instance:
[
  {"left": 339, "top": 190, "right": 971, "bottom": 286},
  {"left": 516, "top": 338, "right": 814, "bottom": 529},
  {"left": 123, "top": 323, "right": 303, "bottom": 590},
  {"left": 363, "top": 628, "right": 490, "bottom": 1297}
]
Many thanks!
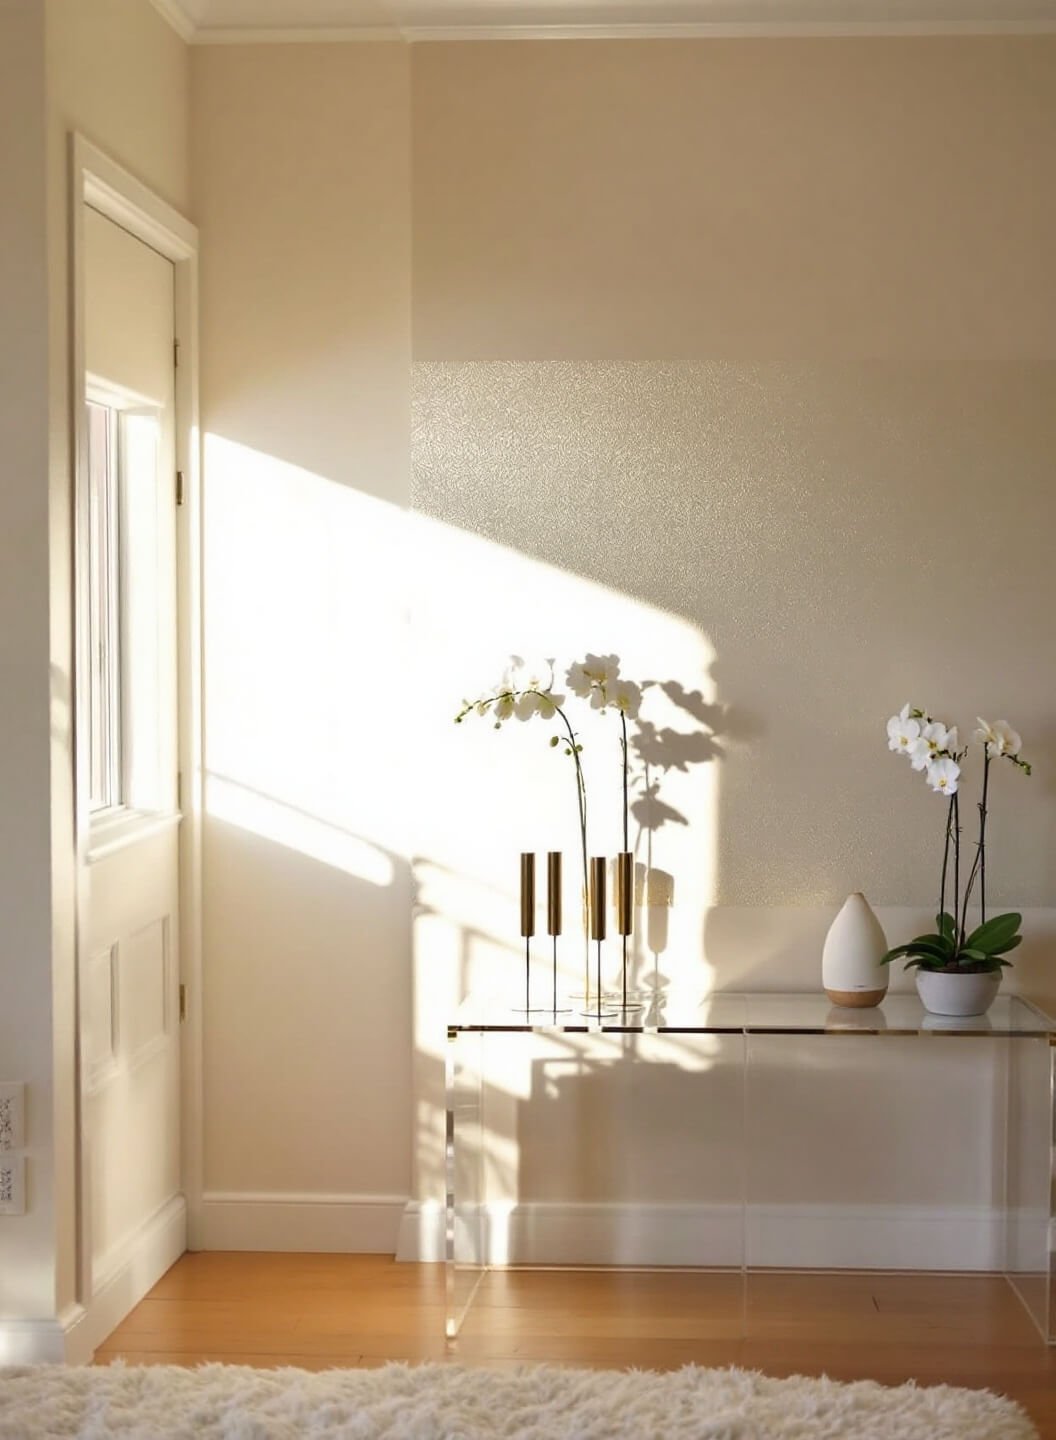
[{"left": 76, "top": 206, "right": 183, "bottom": 1298}]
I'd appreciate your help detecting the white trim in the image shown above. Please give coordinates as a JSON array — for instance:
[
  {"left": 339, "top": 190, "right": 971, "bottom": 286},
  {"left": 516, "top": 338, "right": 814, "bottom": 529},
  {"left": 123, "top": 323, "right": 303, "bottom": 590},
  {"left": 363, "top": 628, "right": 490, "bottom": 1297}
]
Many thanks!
[
  {"left": 69, "top": 133, "right": 204, "bottom": 1301},
  {"left": 198, "top": 1191, "right": 408, "bottom": 1252},
  {"left": 147, "top": 0, "right": 197, "bottom": 43},
  {"left": 403, "top": 18, "right": 1056, "bottom": 38},
  {"left": 397, "top": 1199, "right": 1007, "bottom": 1272},
  {"left": 0, "top": 1306, "right": 85, "bottom": 1367},
  {"left": 66, "top": 1194, "right": 187, "bottom": 1364},
  {"left": 195, "top": 25, "right": 401, "bottom": 43},
  {"left": 86, "top": 808, "right": 182, "bottom": 865},
  {"left": 187, "top": 17, "right": 1056, "bottom": 44}
]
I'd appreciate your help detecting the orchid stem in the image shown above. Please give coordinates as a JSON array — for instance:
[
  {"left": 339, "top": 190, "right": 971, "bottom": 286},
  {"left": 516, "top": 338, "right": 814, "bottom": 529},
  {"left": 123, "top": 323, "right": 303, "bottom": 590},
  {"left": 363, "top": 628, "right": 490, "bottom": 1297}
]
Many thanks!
[
  {"left": 554, "top": 704, "right": 590, "bottom": 998},
  {"left": 960, "top": 753, "right": 991, "bottom": 942},
  {"left": 939, "top": 795, "right": 954, "bottom": 930},
  {"left": 620, "top": 711, "right": 629, "bottom": 853},
  {"left": 953, "top": 790, "right": 962, "bottom": 952}
]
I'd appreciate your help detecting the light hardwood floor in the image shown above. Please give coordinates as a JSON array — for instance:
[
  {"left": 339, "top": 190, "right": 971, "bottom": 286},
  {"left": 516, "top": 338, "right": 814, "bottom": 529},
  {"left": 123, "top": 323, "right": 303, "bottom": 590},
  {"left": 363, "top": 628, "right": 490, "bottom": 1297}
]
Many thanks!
[{"left": 96, "top": 1255, "right": 1056, "bottom": 1435}]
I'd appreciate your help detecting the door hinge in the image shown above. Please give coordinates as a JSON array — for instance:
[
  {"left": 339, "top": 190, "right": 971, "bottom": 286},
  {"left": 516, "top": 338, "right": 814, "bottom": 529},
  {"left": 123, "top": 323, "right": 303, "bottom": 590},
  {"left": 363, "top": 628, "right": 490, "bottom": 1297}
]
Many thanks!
[
  {"left": 179, "top": 984, "right": 187, "bottom": 1024},
  {"left": 174, "top": 338, "right": 181, "bottom": 369},
  {"left": 176, "top": 470, "right": 184, "bottom": 506}
]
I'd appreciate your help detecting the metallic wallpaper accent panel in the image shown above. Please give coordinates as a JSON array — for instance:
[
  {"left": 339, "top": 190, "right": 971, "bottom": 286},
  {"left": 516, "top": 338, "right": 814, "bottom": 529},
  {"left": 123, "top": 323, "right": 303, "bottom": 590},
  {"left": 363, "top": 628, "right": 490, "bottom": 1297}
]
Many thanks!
[{"left": 412, "top": 359, "right": 1056, "bottom": 907}]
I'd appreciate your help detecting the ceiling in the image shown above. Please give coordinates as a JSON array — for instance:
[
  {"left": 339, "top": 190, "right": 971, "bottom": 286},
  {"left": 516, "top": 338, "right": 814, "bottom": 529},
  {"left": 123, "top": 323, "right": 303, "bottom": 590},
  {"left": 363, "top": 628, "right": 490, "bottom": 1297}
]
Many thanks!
[{"left": 153, "top": 0, "right": 1056, "bottom": 41}]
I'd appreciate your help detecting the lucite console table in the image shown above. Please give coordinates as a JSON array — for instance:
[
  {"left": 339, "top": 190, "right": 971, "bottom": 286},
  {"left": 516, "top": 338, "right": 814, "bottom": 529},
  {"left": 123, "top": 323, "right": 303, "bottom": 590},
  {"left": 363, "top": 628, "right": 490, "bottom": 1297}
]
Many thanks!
[{"left": 445, "top": 992, "right": 1055, "bottom": 1343}]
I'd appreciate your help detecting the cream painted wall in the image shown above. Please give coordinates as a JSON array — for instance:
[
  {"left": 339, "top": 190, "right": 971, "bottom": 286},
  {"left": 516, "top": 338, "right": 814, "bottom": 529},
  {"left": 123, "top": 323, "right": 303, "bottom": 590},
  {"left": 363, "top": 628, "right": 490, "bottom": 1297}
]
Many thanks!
[
  {"left": 190, "top": 43, "right": 413, "bottom": 1239},
  {"left": 406, "top": 38, "right": 1056, "bottom": 1263},
  {"left": 0, "top": 0, "right": 189, "bottom": 1354},
  {"left": 186, "top": 34, "right": 1054, "bottom": 1266},
  {"left": 0, "top": 0, "right": 58, "bottom": 1331}
]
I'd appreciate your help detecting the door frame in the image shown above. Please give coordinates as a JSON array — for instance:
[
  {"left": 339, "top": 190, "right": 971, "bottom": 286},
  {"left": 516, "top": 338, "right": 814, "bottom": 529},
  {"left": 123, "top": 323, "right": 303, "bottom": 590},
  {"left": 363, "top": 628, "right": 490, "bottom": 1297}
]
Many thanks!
[{"left": 69, "top": 134, "right": 204, "bottom": 1311}]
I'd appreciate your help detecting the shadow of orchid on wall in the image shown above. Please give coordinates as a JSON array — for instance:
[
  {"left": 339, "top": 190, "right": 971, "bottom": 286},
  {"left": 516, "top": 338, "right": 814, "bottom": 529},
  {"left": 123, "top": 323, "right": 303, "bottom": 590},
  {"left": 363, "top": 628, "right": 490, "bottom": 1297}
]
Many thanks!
[{"left": 628, "top": 678, "right": 747, "bottom": 1000}]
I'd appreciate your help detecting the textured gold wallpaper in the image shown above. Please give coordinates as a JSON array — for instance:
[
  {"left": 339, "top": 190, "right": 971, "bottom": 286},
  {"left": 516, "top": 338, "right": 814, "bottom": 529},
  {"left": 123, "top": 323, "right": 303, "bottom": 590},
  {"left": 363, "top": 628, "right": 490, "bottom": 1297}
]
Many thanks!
[{"left": 412, "top": 359, "right": 1056, "bottom": 908}]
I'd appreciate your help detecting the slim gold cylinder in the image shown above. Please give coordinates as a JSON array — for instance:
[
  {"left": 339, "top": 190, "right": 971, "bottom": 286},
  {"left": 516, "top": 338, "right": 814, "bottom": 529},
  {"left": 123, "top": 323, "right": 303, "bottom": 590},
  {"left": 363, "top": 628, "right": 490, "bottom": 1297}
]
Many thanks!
[
  {"left": 590, "top": 856, "right": 607, "bottom": 942},
  {"left": 520, "top": 852, "right": 535, "bottom": 938},
  {"left": 547, "top": 852, "right": 562, "bottom": 936},
  {"left": 616, "top": 852, "right": 634, "bottom": 938}
]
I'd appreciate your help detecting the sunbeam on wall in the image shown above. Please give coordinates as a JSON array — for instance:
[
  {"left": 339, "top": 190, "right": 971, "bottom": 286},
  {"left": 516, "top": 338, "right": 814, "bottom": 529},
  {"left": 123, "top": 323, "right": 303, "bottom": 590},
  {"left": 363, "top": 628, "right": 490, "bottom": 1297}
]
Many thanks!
[{"left": 201, "top": 433, "right": 725, "bottom": 1228}]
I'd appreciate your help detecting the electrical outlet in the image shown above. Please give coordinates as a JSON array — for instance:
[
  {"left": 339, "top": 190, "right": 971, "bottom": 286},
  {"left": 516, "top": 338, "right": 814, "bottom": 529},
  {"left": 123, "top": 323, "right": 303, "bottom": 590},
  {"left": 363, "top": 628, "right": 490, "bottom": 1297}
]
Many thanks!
[
  {"left": 0, "top": 1154, "right": 26, "bottom": 1215},
  {"left": 0, "top": 1083, "right": 25, "bottom": 1152}
]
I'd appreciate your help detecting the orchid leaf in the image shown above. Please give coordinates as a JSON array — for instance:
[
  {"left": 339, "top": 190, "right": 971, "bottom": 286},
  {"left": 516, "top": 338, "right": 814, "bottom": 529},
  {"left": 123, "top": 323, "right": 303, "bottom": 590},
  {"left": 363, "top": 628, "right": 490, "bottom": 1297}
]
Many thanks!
[{"left": 964, "top": 912, "right": 1022, "bottom": 956}]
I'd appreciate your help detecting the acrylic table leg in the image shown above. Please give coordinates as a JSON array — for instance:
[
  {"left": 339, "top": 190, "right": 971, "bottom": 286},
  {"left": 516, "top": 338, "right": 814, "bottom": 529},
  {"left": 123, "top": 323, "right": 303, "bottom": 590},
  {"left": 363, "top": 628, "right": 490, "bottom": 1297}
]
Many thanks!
[
  {"left": 445, "top": 1025, "right": 486, "bottom": 1341},
  {"left": 1004, "top": 1033, "right": 1056, "bottom": 1343}
]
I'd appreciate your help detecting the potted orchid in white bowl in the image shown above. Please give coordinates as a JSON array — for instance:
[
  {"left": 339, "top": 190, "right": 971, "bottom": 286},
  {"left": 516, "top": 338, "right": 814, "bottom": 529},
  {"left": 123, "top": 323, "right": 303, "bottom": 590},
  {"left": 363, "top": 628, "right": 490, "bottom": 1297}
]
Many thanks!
[{"left": 882, "top": 706, "right": 1032, "bottom": 1017}]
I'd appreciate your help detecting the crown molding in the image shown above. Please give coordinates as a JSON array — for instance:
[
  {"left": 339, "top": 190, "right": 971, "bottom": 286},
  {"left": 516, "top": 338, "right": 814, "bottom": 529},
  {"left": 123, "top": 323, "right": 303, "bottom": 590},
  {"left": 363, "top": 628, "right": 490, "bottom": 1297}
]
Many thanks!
[
  {"left": 146, "top": 1, "right": 1056, "bottom": 45},
  {"left": 147, "top": 0, "right": 197, "bottom": 42},
  {"left": 194, "top": 24, "right": 401, "bottom": 42},
  {"left": 403, "top": 18, "right": 1056, "bottom": 37}
]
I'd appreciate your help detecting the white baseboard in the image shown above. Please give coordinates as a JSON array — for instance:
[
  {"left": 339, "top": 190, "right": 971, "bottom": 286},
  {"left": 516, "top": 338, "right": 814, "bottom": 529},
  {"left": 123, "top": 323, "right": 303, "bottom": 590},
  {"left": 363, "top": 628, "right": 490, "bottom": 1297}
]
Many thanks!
[
  {"left": 397, "top": 1199, "right": 1007, "bottom": 1272},
  {"left": 198, "top": 1191, "right": 407, "bottom": 1252},
  {"left": 70, "top": 1193, "right": 187, "bottom": 1363},
  {"left": 0, "top": 1194, "right": 185, "bottom": 1365},
  {"left": 0, "top": 1306, "right": 84, "bottom": 1366}
]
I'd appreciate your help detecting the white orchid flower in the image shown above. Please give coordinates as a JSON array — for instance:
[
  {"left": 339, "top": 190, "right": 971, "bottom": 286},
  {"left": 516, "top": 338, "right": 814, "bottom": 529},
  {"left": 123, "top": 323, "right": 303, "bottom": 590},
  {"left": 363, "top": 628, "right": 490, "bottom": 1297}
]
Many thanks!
[
  {"left": 974, "top": 717, "right": 1022, "bottom": 758},
  {"left": 493, "top": 692, "right": 515, "bottom": 722},
  {"left": 514, "top": 691, "right": 541, "bottom": 721},
  {"left": 910, "top": 720, "right": 956, "bottom": 770},
  {"left": 513, "top": 685, "right": 566, "bottom": 722},
  {"left": 908, "top": 738, "right": 931, "bottom": 772},
  {"left": 926, "top": 756, "right": 960, "bottom": 796},
  {"left": 886, "top": 705, "right": 921, "bottom": 756},
  {"left": 568, "top": 653, "right": 620, "bottom": 694},
  {"left": 566, "top": 662, "right": 594, "bottom": 698},
  {"left": 610, "top": 678, "right": 642, "bottom": 718}
]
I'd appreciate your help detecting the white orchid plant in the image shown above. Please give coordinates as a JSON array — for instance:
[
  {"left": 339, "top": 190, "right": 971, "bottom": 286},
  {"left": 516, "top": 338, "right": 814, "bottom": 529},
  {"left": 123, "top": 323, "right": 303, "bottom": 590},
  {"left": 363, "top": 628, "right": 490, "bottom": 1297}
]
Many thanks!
[
  {"left": 883, "top": 705, "right": 1032, "bottom": 974},
  {"left": 566, "top": 654, "right": 642, "bottom": 854}
]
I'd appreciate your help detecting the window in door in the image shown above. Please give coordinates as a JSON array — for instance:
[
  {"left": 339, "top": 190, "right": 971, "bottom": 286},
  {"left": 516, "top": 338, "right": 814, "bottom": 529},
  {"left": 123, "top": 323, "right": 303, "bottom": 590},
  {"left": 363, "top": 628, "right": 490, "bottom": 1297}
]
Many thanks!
[{"left": 84, "top": 380, "right": 167, "bottom": 825}]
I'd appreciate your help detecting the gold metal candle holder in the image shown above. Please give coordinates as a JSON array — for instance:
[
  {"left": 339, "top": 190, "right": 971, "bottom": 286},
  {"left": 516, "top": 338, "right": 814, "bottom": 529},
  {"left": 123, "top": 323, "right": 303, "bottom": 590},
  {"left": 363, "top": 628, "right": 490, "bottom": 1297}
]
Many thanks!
[
  {"left": 547, "top": 851, "right": 562, "bottom": 937},
  {"left": 615, "top": 850, "right": 641, "bottom": 1011},
  {"left": 518, "top": 852, "right": 535, "bottom": 1014},
  {"left": 546, "top": 851, "right": 571, "bottom": 1015},
  {"left": 520, "top": 852, "right": 535, "bottom": 939},
  {"left": 616, "top": 852, "right": 633, "bottom": 936},
  {"left": 583, "top": 856, "right": 617, "bottom": 1020},
  {"left": 590, "top": 855, "right": 606, "bottom": 943}
]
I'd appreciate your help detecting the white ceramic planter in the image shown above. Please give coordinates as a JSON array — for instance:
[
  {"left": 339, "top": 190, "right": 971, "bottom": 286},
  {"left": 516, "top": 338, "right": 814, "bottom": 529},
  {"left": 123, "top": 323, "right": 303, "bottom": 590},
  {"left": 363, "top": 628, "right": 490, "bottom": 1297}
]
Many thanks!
[
  {"left": 916, "top": 969, "right": 1001, "bottom": 1018},
  {"left": 822, "top": 893, "right": 889, "bottom": 1007}
]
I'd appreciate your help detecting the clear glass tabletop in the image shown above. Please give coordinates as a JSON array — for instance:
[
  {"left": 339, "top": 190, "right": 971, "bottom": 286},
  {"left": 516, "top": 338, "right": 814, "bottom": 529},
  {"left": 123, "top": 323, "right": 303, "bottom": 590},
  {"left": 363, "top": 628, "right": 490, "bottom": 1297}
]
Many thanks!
[{"left": 449, "top": 990, "right": 1056, "bottom": 1037}]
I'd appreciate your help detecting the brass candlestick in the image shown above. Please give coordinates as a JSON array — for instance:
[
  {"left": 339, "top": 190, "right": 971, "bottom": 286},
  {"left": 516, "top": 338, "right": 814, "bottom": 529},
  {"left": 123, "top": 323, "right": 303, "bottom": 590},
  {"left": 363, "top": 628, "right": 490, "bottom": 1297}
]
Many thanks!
[
  {"left": 519, "top": 851, "right": 535, "bottom": 1013},
  {"left": 546, "top": 851, "right": 571, "bottom": 1015},
  {"left": 584, "top": 855, "right": 616, "bottom": 1020},
  {"left": 616, "top": 850, "right": 636, "bottom": 1010}
]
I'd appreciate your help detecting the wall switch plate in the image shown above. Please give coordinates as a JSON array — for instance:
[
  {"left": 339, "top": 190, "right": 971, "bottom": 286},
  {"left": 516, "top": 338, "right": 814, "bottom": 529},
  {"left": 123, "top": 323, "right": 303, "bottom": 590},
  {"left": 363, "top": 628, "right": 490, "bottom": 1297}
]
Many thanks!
[
  {"left": 0, "top": 1154, "right": 26, "bottom": 1215},
  {"left": 0, "top": 1083, "right": 25, "bottom": 1151}
]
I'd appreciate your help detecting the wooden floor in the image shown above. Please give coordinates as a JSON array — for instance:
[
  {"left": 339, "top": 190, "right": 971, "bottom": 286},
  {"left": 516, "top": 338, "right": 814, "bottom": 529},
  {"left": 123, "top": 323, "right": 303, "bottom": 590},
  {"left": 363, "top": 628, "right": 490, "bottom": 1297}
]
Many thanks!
[{"left": 96, "top": 1255, "right": 1056, "bottom": 1435}]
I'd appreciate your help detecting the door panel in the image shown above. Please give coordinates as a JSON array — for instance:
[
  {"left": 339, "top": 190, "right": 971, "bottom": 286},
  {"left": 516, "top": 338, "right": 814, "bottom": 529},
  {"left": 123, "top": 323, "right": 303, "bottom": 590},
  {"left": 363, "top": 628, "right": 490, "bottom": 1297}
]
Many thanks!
[{"left": 78, "top": 206, "right": 182, "bottom": 1295}]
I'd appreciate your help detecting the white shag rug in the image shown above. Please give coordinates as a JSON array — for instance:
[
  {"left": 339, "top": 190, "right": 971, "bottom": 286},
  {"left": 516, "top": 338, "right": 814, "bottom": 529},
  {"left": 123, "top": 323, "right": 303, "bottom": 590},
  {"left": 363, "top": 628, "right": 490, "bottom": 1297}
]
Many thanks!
[{"left": 0, "top": 1361, "right": 1037, "bottom": 1440}]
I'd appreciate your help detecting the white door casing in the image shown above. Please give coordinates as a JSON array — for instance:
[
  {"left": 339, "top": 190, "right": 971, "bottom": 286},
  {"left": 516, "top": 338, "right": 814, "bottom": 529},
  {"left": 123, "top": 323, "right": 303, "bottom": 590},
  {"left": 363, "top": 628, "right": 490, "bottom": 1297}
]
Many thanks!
[{"left": 70, "top": 136, "right": 202, "bottom": 1347}]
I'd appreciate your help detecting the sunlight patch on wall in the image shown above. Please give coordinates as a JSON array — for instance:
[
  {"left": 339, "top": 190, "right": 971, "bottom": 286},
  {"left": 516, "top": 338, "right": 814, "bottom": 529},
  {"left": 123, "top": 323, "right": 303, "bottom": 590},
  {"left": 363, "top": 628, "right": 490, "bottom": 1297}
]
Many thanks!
[
  {"left": 206, "top": 773, "right": 394, "bottom": 887},
  {"left": 203, "top": 433, "right": 409, "bottom": 866}
]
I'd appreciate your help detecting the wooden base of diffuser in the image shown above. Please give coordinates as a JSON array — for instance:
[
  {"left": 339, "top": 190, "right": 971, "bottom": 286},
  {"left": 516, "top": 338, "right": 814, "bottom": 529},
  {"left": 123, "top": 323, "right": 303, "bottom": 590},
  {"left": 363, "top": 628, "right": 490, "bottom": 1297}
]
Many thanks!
[{"left": 825, "top": 987, "right": 887, "bottom": 1009}]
